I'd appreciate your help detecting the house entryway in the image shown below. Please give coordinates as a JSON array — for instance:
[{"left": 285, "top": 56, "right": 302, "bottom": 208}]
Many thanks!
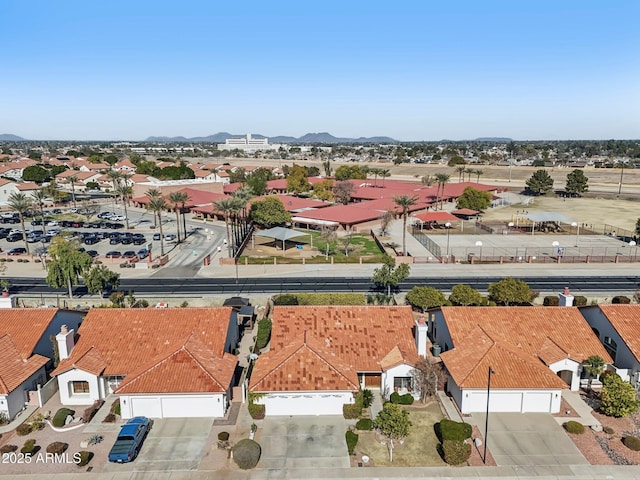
[
  {"left": 557, "top": 370, "right": 573, "bottom": 387},
  {"left": 364, "top": 374, "right": 381, "bottom": 388}
]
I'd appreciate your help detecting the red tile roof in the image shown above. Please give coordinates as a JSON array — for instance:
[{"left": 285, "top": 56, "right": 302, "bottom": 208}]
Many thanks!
[
  {"left": 253, "top": 195, "right": 330, "bottom": 212},
  {"left": 597, "top": 305, "right": 640, "bottom": 362},
  {"left": 292, "top": 203, "right": 384, "bottom": 225},
  {"left": 0, "top": 334, "right": 48, "bottom": 395},
  {"left": 52, "top": 308, "right": 236, "bottom": 382},
  {"left": 0, "top": 308, "right": 59, "bottom": 358},
  {"left": 452, "top": 208, "right": 479, "bottom": 216},
  {"left": 412, "top": 211, "right": 459, "bottom": 222}
]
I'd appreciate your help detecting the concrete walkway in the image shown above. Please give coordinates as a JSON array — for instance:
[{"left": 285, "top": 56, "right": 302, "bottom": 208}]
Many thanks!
[
  {"left": 386, "top": 218, "right": 432, "bottom": 257},
  {"left": 0, "top": 405, "right": 37, "bottom": 434},
  {"left": 370, "top": 388, "right": 383, "bottom": 419},
  {"left": 557, "top": 390, "right": 601, "bottom": 429},
  {"left": 437, "top": 391, "right": 464, "bottom": 423}
]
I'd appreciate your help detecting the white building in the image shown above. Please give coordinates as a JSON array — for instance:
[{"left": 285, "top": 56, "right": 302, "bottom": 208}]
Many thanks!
[{"left": 217, "top": 134, "right": 281, "bottom": 152}]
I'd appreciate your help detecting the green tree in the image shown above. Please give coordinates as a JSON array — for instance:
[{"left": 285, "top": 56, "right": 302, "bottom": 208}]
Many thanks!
[
  {"left": 312, "top": 179, "right": 334, "bottom": 201},
  {"left": 332, "top": 181, "right": 354, "bottom": 204},
  {"left": 455, "top": 187, "right": 491, "bottom": 211},
  {"left": 600, "top": 373, "right": 639, "bottom": 418},
  {"left": 31, "top": 190, "right": 48, "bottom": 236},
  {"left": 488, "top": 277, "right": 538, "bottom": 305},
  {"left": 449, "top": 284, "right": 484, "bottom": 306},
  {"left": 249, "top": 196, "right": 291, "bottom": 228},
  {"left": 7, "top": 192, "right": 32, "bottom": 254},
  {"left": 405, "top": 286, "right": 447, "bottom": 311},
  {"left": 83, "top": 265, "right": 120, "bottom": 295},
  {"left": 22, "top": 165, "right": 50, "bottom": 184},
  {"left": 147, "top": 196, "right": 167, "bottom": 256},
  {"left": 525, "top": 169, "right": 554, "bottom": 195},
  {"left": 334, "top": 165, "right": 366, "bottom": 181},
  {"left": 46, "top": 237, "right": 93, "bottom": 298},
  {"left": 447, "top": 155, "right": 466, "bottom": 166},
  {"left": 103, "top": 154, "right": 118, "bottom": 165},
  {"left": 105, "top": 169, "right": 122, "bottom": 197},
  {"left": 565, "top": 169, "right": 589, "bottom": 196},
  {"left": 168, "top": 191, "right": 189, "bottom": 243},
  {"left": 214, "top": 197, "right": 243, "bottom": 255},
  {"left": 228, "top": 167, "right": 247, "bottom": 184},
  {"left": 455, "top": 165, "right": 466, "bottom": 182},
  {"left": 372, "top": 254, "right": 410, "bottom": 296},
  {"left": 582, "top": 355, "right": 605, "bottom": 392},
  {"left": 286, "top": 164, "right": 311, "bottom": 193},
  {"left": 246, "top": 167, "right": 274, "bottom": 195},
  {"left": 474, "top": 169, "right": 484, "bottom": 183},
  {"left": 434, "top": 173, "right": 450, "bottom": 210},
  {"left": 322, "top": 159, "right": 332, "bottom": 177},
  {"left": 115, "top": 184, "right": 132, "bottom": 229},
  {"left": 374, "top": 402, "right": 412, "bottom": 462},
  {"left": 393, "top": 195, "right": 418, "bottom": 256}
]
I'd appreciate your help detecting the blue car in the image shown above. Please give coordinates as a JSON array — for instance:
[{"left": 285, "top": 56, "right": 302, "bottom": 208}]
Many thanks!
[{"left": 108, "top": 416, "right": 151, "bottom": 463}]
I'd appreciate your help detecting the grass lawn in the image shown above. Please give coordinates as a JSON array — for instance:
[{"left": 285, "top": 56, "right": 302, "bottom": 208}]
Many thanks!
[{"left": 356, "top": 401, "right": 446, "bottom": 467}]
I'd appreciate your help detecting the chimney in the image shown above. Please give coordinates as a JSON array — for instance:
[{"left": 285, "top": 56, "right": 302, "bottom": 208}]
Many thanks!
[
  {"left": 56, "top": 325, "right": 75, "bottom": 360},
  {"left": 0, "top": 294, "right": 17, "bottom": 309},
  {"left": 415, "top": 316, "right": 428, "bottom": 357},
  {"left": 558, "top": 287, "right": 574, "bottom": 307}
]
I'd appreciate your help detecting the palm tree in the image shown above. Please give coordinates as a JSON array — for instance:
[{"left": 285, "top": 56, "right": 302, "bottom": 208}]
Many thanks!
[
  {"left": 583, "top": 355, "right": 605, "bottom": 392},
  {"left": 380, "top": 169, "right": 391, "bottom": 187},
  {"left": 214, "top": 197, "right": 242, "bottom": 257},
  {"left": 115, "top": 184, "right": 132, "bottom": 229},
  {"left": 106, "top": 170, "right": 122, "bottom": 201},
  {"left": 31, "top": 189, "right": 48, "bottom": 236},
  {"left": 8, "top": 192, "right": 33, "bottom": 254},
  {"left": 455, "top": 165, "right": 466, "bottom": 182},
  {"left": 466, "top": 168, "right": 473, "bottom": 182},
  {"left": 147, "top": 196, "right": 167, "bottom": 256},
  {"left": 68, "top": 174, "right": 78, "bottom": 209},
  {"left": 370, "top": 168, "right": 380, "bottom": 187},
  {"left": 168, "top": 191, "right": 189, "bottom": 242},
  {"left": 145, "top": 188, "right": 162, "bottom": 227},
  {"left": 434, "top": 173, "right": 450, "bottom": 210},
  {"left": 393, "top": 195, "right": 418, "bottom": 256},
  {"left": 475, "top": 169, "right": 484, "bottom": 183}
]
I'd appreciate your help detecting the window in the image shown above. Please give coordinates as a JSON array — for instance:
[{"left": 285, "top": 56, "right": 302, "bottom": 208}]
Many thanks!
[
  {"left": 394, "top": 377, "right": 412, "bottom": 391},
  {"left": 71, "top": 381, "right": 90, "bottom": 394},
  {"left": 604, "top": 336, "right": 617, "bottom": 359}
]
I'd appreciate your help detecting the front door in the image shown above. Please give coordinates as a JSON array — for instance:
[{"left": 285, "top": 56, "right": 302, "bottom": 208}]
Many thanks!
[{"left": 364, "top": 374, "right": 381, "bottom": 388}]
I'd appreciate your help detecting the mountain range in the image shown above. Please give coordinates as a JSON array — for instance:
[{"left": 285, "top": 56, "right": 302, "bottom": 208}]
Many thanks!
[
  {"left": 0, "top": 134, "right": 25, "bottom": 141},
  {"left": 145, "top": 132, "right": 398, "bottom": 144}
]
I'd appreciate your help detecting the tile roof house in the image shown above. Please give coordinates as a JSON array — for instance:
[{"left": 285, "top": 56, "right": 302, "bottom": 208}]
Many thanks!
[
  {"left": 52, "top": 308, "right": 240, "bottom": 419},
  {"left": 249, "top": 306, "right": 421, "bottom": 415},
  {"left": 581, "top": 304, "right": 640, "bottom": 387},
  {"left": 0, "top": 308, "right": 84, "bottom": 420},
  {"left": 431, "top": 305, "right": 612, "bottom": 413}
]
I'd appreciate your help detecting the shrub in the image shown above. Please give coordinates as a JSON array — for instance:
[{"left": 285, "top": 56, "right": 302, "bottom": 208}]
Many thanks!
[
  {"left": 20, "top": 439, "right": 37, "bottom": 455},
  {"left": 564, "top": 421, "right": 585, "bottom": 434},
  {"left": 600, "top": 373, "right": 640, "bottom": 417},
  {"left": 255, "top": 318, "right": 272, "bottom": 351},
  {"left": 623, "top": 435, "right": 640, "bottom": 451},
  {"left": 248, "top": 403, "right": 265, "bottom": 420},
  {"left": 295, "top": 293, "right": 365, "bottom": 305},
  {"left": 75, "top": 451, "right": 93, "bottom": 467},
  {"left": 102, "top": 413, "right": 116, "bottom": 423},
  {"left": 361, "top": 389, "right": 374, "bottom": 408},
  {"left": 346, "top": 430, "right": 359, "bottom": 455},
  {"left": 16, "top": 423, "right": 32, "bottom": 436},
  {"left": 355, "top": 418, "right": 373, "bottom": 431},
  {"left": 438, "top": 419, "right": 473, "bottom": 442},
  {"left": 232, "top": 439, "right": 261, "bottom": 469},
  {"left": 603, "top": 426, "right": 615, "bottom": 434},
  {"left": 390, "top": 392, "right": 414, "bottom": 404},
  {"left": 110, "top": 399, "right": 120, "bottom": 416},
  {"left": 574, "top": 295, "right": 588, "bottom": 306},
  {"left": 272, "top": 294, "right": 299, "bottom": 305},
  {"left": 543, "top": 296, "right": 560, "bottom": 306},
  {"left": 52, "top": 408, "right": 75, "bottom": 428},
  {"left": 0, "top": 412, "right": 8, "bottom": 425},
  {"left": 612, "top": 296, "right": 631, "bottom": 304},
  {"left": 442, "top": 439, "right": 471, "bottom": 465},
  {"left": 46, "top": 442, "right": 68, "bottom": 455},
  {"left": 0, "top": 445, "right": 17, "bottom": 454},
  {"left": 343, "top": 403, "right": 362, "bottom": 419},
  {"left": 218, "top": 431, "right": 230, "bottom": 441},
  {"left": 82, "top": 400, "right": 104, "bottom": 423}
]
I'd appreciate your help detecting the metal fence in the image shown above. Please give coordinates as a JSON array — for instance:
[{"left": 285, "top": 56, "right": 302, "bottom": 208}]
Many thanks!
[{"left": 449, "top": 246, "right": 640, "bottom": 264}]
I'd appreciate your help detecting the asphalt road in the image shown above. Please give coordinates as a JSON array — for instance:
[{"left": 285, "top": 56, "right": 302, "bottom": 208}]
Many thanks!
[{"left": 6, "top": 275, "right": 639, "bottom": 296}]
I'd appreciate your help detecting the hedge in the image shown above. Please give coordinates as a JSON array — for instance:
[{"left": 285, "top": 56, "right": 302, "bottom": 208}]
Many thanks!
[
  {"left": 272, "top": 294, "right": 299, "bottom": 305},
  {"left": 343, "top": 403, "right": 362, "bottom": 419},
  {"left": 355, "top": 418, "right": 373, "bottom": 431},
  {"left": 443, "top": 439, "right": 471, "bottom": 465},
  {"left": 346, "top": 431, "right": 359, "bottom": 455},
  {"left": 543, "top": 296, "right": 559, "bottom": 306},
  {"left": 233, "top": 439, "right": 261, "bottom": 469},
  {"left": 564, "top": 421, "right": 585, "bottom": 434},
  {"left": 574, "top": 295, "right": 588, "bottom": 306},
  {"left": 52, "top": 408, "right": 75, "bottom": 428},
  {"left": 390, "top": 392, "right": 414, "bottom": 405},
  {"left": 255, "top": 318, "right": 272, "bottom": 351},
  {"left": 438, "top": 419, "right": 473, "bottom": 442},
  {"left": 612, "top": 296, "right": 631, "bottom": 304},
  {"left": 623, "top": 435, "right": 640, "bottom": 451},
  {"left": 76, "top": 451, "right": 93, "bottom": 467},
  {"left": 296, "top": 293, "right": 366, "bottom": 306}
]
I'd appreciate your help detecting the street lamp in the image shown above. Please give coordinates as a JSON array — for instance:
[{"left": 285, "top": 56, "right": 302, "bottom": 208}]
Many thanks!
[
  {"left": 483, "top": 366, "right": 496, "bottom": 464},
  {"left": 630, "top": 240, "right": 637, "bottom": 262},
  {"left": 507, "top": 222, "right": 514, "bottom": 234},
  {"left": 475, "top": 240, "right": 483, "bottom": 262},
  {"left": 571, "top": 222, "right": 580, "bottom": 247},
  {"left": 445, "top": 222, "right": 452, "bottom": 260}
]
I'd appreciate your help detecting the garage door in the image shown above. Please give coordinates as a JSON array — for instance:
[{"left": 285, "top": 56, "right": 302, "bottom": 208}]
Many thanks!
[
  {"left": 469, "top": 392, "right": 522, "bottom": 412},
  {"left": 131, "top": 397, "right": 162, "bottom": 418},
  {"left": 161, "top": 396, "right": 216, "bottom": 418},
  {"left": 264, "top": 394, "right": 347, "bottom": 416},
  {"left": 522, "top": 392, "right": 552, "bottom": 412}
]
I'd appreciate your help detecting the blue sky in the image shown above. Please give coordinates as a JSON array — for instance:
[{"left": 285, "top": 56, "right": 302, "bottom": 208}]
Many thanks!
[{"left": 2, "top": 1, "right": 638, "bottom": 141}]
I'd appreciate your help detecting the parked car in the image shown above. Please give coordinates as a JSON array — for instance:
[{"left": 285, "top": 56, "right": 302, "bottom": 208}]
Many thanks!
[
  {"left": 47, "top": 221, "right": 59, "bottom": 227},
  {"left": 7, "top": 247, "right": 27, "bottom": 255},
  {"left": 105, "top": 251, "right": 122, "bottom": 258},
  {"left": 111, "top": 215, "right": 126, "bottom": 221},
  {"left": 137, "top": 248, "right": 149, "bottom": 260},
  {"left": 133, "top": 236, "right": 146, "bottom": 245},
  {"left": 84, "top": 236, "right": 100, "bottom": 245},
  {"left": 165, "top": 234, "right": 177, "bottom": 242},
  {"left": 122, "top": 251, "right": 137, "bottom": 259},
  {"left": 86, "top": 250, "right": 99, "bottom": 258},
  {"left": 98, "top": 212, "right": 115, "bottom": 219},
  {"left": 108, "top": 417, "right": 151, "bottom": 463},
  {"left": 153, "top": 233, "right": 161, "bottom": 241},
  {"left": 52, "top": 208, "right": 63, "bottom": 214},
  {"left": 6, "top": 233, "right": 23, "bottom": 242}
]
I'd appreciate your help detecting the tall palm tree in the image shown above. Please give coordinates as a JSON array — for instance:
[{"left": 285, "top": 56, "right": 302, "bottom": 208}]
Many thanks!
[
  {"left": 583, "top": 355, "right": 605, "bottom": 392},
  {"left": 455, "top": 165, "right": 466, "bottom": 182},
  {"left": 475, "top": 169, "right": 484, "bottom": 183},
  {"left": 393, "top": 195, "right": 418, "bottom": 256},
  {"left": 145, "top": 188, "right": 162, "bottom": 227},
  {"left": 115, "top": 184, "right": 132, "bottom": 229},
  {"left": 31, "top": 189, "right": 48, "bottom": 236},
  {"left": 370, "top": 168, "right": 380, "bottom": 187},
  {"left": 8, "top": 192, "right": 33, "bottom": 254},
  {"left": 232, "top": 186, "right": 254, "bottom": 247},
  {"left": 168, "top": 191, "right": 189, "bottom": 242},
  {"left": 147, "top": 196, "right": 167, "bottom": 256},
  {"left": 434, "top": 173, "right": 450, "bottom": 210},
  {"left": 380, "top": 169, "right": 391, "bottom": 187},
  {"left": 214, "top": 197, "right": 242, "bottom": 257},
  {"left": 106, "top": 170, "right": 122, "bottom": 202},
  {"left": 68, "top": 174, "right": 78, "bottom": 209}
]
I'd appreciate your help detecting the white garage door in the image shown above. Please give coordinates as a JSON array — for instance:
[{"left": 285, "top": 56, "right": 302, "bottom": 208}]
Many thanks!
[
  {"left": 131, "top": 397, "right": 162, "bottom": 418},
  {"left": 161, "top": 396, "right": 216, "bottom": 418},
  {"left": 264, "top": 394, "right": 347, "bottom": 416},
  {"left": 522, "top": 392, "right": 552, "bottom": 412},
  {"left": 469, "top": 392, "right": 522, "bottom": 412}
]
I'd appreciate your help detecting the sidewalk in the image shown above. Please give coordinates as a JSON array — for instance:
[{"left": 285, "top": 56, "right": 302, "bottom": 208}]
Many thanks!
[{"left": 557, "top": 390, "right": 600, "bottom": 429}]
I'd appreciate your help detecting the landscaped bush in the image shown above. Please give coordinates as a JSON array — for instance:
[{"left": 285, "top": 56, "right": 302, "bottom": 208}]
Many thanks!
[
  {"left": 612, "top": 296, "right": 631, "bottom": 304},
  {"left": 543, "top": 296, "right": 560, "bottom": 306},
  {"left": 218, "top": 431, "right": 230, "bottom": 441},
  {"left": 20, "top": 439, "right": 37, "bottom": 455},
  {"left": 0, "top": 445, "right": 17, "bottom": 454},
  {"left": 102, "top": 413, "right": 116, "bottom": 423},
  {"left": 16, "top": 423, "right": 32, "bottom": 436},
  {"left": 52, "top": 408, "right": 75, "bottom": 428},
  {"left": 248, "top": 403, "right": 265, "bottom": 420},
  {"left": 82, "top": 400, "right": 104, "bottom": 423},
  {"left": 255, "top": 318, "right": 272, "bottom": 351},
  {"left": 110, "top": 399, "right": 120, "bottom": 416},
  {"left": 574, "top": 295, "right": 588, "bottom": 306},
  {"left": 295, "top": 293, "right": 365, "bottom": 305},
  {"left": 389, "top": 392, "right": 414, "bottom": 405},
  {"left": 623, "top": 435, "right": 640, "bottom": 451},
  {"left": 345, "top": 430, "right": 359, "bottom": 455},
  {"left": 355, "top": 418, "right": 373, "bottom": 431},
  {"left": 232, "top": 439, "right": 261, "bottom": 469},
  {"left": 75, "top": 451, "right": 93, "bottom": 467},
  {"left": 343, "top": 403, "right": 362, "bottom": 419},
  {"left": 46, "top": 442, "right": 68, "bottom": 455},
  {"left": 442, "top": 439, "right": 471, "bottom": 465},
  {"left": 272, "top": 294, "right": 299, "bottom": 305},
  {"left": 564, "top": 421, "right": 585, "bottom": 434},
  {"left": 361, "top": 389, "right": 374, "bottom": 408},
  {"left": 603, "top": 426, "right": 615, "bottom": 434},
  {"left": 438, "top": 419, "right": 473, "bottom": 442}
]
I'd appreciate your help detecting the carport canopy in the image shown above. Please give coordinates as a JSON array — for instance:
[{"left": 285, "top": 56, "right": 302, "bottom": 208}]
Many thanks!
[
  {"left": 255, "top": 227, "right": 309, "bottom": 251},
  {"left": 526, "top": 212, "right": 574, "bottom": 223}
]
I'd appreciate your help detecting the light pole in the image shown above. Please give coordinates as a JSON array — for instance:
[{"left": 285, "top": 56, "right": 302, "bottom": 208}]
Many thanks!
[
  {"left": 445, "top": 222, "right": 452, "bottom": 260},
  {"left": 475, "top": 240, "right": 483, "bottom": 262},
  {"left": 571, "top": 222, "right": 580, "bottom": 247},
  {"left": 630, "top": 240, "right": 637, "bottom": 262},
  {"left": 507, "top": 222, "right": 514, "bottom": 234},
  {"left": 483, "top": 366, "right": 496, "bottom": 464}
]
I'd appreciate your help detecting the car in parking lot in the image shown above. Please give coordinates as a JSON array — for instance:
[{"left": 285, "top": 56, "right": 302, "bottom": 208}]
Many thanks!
[
  {"left": 153, "top": 233, "right": 161, "bottom": 241},
  {"left": 0, "top": 229, "right": 9, "bottom": 239},
  {"left": 86, "top": 250, "right": 99, "bottom": 258},
  {"left": 7, "top": 247, "right": 27, "bottom": 255},
  {"left": 122, "top": 251, "right": 137, "bottom": 259},
  {"left": 47, "top": 220, "right": 59, "bottom": 227},
  {"left": 109, "top": 236, "right": 121, "bottom": 245},
  {"left": 84, "top": 235, "right": 100, "bottom": 245},
  {"left": 52, "top": 209, "right": 62, "bottom": 214},
  {"left": 98, "top": 212, "right": 115, "bottom": 219},
  {"left": 105, "top": 251, "right": 122, "bottom": 258},
  {"left": 137, "top": 248, "right": 149, "bottom": 259},
  {"left": 6, "top": 232, "right": 23, "bottom": 242},
  {"left": 133, "top": 236, "right": 146, "bottom": 245},
  {"left": 165, "top": 234, "right": 177, "bottom": 242}
]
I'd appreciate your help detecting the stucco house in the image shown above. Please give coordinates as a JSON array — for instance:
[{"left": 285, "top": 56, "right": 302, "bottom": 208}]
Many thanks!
[
  {"left": 52, "top": 308, "right": 239, "bottom": 419},
  {"left": 249, "top": 306, "right": 421, "bottom": 416},
  {"left": 581, "top": 304, "right": 640, "bottom": 387},
  {"left": 431, "top": 306, "right": 612, "bottom": 414}
]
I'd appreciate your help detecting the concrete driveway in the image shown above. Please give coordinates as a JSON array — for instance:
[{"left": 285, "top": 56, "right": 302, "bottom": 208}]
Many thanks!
[
  {"left": 103, "top": 417, "right": 213, "bottom": 472},
  {"left": 471, "top": 412, "right": 588, "bottom": 466},
  {"left": 259, "top": 416, "right": 350, "bottom": 469}
]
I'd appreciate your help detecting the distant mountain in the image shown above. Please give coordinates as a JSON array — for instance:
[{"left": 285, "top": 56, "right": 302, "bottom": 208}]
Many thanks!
[
  {"left": 0, "top": 134, "right": 25, "bottom": 141},
  {"left": 144, "top": 132, "right": 397, "bottom": 144},
  {"left": 474, "top": 137, "right": 512, "bottom": 142}
]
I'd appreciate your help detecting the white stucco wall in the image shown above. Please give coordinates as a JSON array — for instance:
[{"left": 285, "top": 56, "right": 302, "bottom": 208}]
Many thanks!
[
  {"left": 382, "top": 363, "right": 418, "bottom": 399},
  {"left": 549, "top": 358, "right": 581, "bottom": 391},
  {"left": 119, "top": 393, "right": 226, "bottom": 419},
  {"left": 3, "top": 366, "right": 47, "bottom": 419},
  {"left": 56, "top": 369, "right": 102, "bottom": 405},
  {"left": 260, "top": 391, "right": 354, "bottom": 416}
]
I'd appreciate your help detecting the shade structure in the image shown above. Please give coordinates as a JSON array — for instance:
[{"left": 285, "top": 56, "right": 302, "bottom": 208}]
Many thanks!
[
  {"left": 526, "top": 212, "right": 574, "bottom": 223},
  {"left": 255, "top": 227, "right": 309, "bottom": 251},
  {"left": 412, "top": 211, "right": 459, "bottom": 223}
]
